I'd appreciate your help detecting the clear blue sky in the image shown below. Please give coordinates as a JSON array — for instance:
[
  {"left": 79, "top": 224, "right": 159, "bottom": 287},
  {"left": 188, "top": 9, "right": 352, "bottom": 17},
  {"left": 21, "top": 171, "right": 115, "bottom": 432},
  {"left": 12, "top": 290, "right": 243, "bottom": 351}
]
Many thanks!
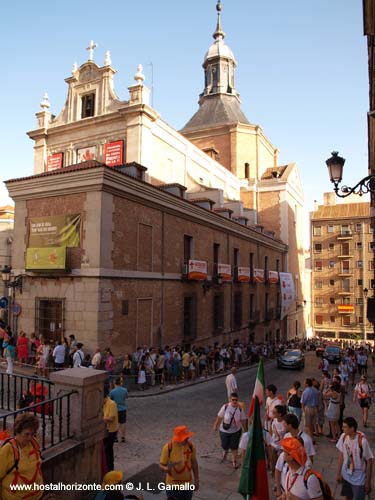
[{"left": 0, "top": 0, "right": 368, "bottom": 226}]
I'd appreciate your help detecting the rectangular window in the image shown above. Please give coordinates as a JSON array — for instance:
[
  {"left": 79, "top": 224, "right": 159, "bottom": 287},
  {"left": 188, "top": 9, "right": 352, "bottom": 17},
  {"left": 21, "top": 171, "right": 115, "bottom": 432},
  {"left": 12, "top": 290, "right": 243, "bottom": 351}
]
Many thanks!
[
  {"left": 341, "top": 224, "right": 351, "bottom": 236},
  {"left": 369, "top": 242, "right": 375, "bottom": 252},
  {"left": 213, "top": 243, "right": 220, "bottom": 276},
  {"left": 35, "top": 298, "right": 64, "bottom": 340},
  {"left": 330, "top": 316, "right": 336, "bottom": 323},
  {"left": 341, "top": 243, "right": 350, "bottom": 255},
  {"left": 183, "top": 295, "right": 197, "bottom": 341},
  {"left": 356, "top": 223, "right": 362, "bottom": 232},
  {"left": 342, "top": 297, "right": 350, "bottom": 305},
  {"left": 358, "top": 316, "right": 364, "bottom": 324},
  {"left": 184, "top": 235, "right": 192, "bottom": 263},
  {"left": 315, "top": 281, "right": 323, "bottom": 289},
  {"left": 314, "top": 243, "right": 322, "bottom": 253},
  {"left": 342, "top": 260, "right": 350, "bottom": 273},
  {"left": 313, "top": 226, "right": 322, "bottom": 236},
  {"left": 356, "top": 297, "right": 364, "bottom": 305},
  {"left": 371, "top": 279, "right": 375, "bottom": 290},
  {"left": 342, "top": 278, "right": 351, "bottom": 292},
  {"left": 315, "top": 297, "right": 324, "bottom": 307},
  {"left": 249, "top": 294, "right": 255, "bottom": 319},
  {"left": 233, "top": 293, "right": 242, "bottom": 328},
  {"left": 357, "top": 242, "right": 362, "bottom": 249},
  {"left": 315, "top": 315, "right": 323, "bottom": 325},
  {"left": 357, "top": 260, "right": 363, "bottom": 268},
  {"left": 315, "top": 260, "right": 323, "bottom": 271},
  {"left": 329, "top": 279, "right": 335, "bottom": 286},
  {"left": 329, "top": 243, "right": 335, "bottom": 250},
  {"left": 213, "top": 294, "right": 224, "bottom": 330},
  {"left": 327, "top": 225, "right": 334, "bottom": 233},
  {"left": 250, "top": 252, "right": 254, "bottom": 279},
  {"left": 329, "top": 260, "right": 335, "bottom": 269},
  {"left": 330, "top": 297, "right": 335, "bottom": 304},
  {"left": 342, "top": 315, "right": 351, "bottom": 326},
  {"left": 370, "top": 261, "right": 375, "bottom": 270},
  {"left": 358, "top": 279, "right": 363, "bottom": 286},
  {"left": 233, "top": 248, "right": 239, "bottom": 267},
  {"left": 81, "top": 93, "right": 95, "bottom": 118},
  {"left": 276, "top": 259, "right": 280, "bottom": 273}
]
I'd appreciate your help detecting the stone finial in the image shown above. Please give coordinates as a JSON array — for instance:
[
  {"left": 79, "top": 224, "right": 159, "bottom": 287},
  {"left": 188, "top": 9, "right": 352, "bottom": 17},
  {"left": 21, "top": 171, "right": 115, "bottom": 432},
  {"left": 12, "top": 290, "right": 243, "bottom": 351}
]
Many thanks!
[
  {"left": 134, "top": 64, "right": 145, "bottom": 84},
  {"left": 72, "top": 62, "right": 78, "bottom": 74},
  {"left": 40, "top": 92, "right": 50, "bottom": 110},
  {"left": 104, "top": 50, "right": 111, "bottom": 66}
]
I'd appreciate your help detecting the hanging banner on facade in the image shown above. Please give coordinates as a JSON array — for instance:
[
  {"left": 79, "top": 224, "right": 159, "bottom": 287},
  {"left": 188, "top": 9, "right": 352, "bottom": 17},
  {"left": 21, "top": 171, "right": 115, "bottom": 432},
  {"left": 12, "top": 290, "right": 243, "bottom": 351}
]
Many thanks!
[
  {"left": 253, "top": 268, "right": 265, "bottom": 283},
  {"left": 46, "top": 153, "right": 63, "bottom": 172},
  {"left": 77, "top": 146, "right": 96, "bottom": 163},
  {"left": 28, "top": 214, "right": 81, "bottom": 248},
  {"left": 26, "top": 247, "right": 66, "bottom": 270},
  {"left": 217, "top": 263, "right": 232, "bottom": 282},
  {"left": 338, "top": 305, "right": 354, "bottom": 313},
  {"left": 237, "top": 267, "right": 250, "bottom": 282},
  {"left": 188, "top": 260, "right": 207, "bottom": 280},
  {"left": 104, "top": 141, "right": 124, "bottom": 166},
  {"left": 279, "top": 272, "right": 296, "bottom": 320},
  {"left": 268, "top": 271, "right": 279, "bottom": 284}
]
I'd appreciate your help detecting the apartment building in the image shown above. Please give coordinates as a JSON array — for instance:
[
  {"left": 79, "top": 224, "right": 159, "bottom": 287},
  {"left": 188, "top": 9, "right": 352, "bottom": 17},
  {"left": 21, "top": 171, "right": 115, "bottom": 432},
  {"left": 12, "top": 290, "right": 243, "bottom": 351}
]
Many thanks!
[{"left": 310, "top": 193, "right": 373, "bottom": 342}]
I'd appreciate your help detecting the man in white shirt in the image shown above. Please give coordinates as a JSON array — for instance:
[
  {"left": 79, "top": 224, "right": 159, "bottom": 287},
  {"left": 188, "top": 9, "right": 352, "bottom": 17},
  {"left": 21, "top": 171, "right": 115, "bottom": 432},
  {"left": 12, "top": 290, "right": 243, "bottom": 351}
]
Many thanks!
[
  {"left": 279, "top": 437, "right": 323, "bottom": 500},
  {"left": 73, "top": 343, "right": 84, "bottom": 368},
  {"left": 282, "top": 413, "right": 316, "bottom": 462},
  {"left": 52, "top": 340, "right": 66, "bottom": 370},
  {"left": 225, "top": 367, "right": 238, "bottom": 401},
  {"left": 91, "top": 347, "right": 102, "bottom": 369},
  {"left": 336, "top": 416, "right": 373, "bottom": 499}
]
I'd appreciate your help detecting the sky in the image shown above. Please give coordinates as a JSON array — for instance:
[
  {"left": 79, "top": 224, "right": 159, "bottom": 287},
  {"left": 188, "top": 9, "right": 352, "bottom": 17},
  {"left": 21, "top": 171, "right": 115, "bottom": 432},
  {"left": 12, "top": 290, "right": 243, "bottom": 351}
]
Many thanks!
[{"left": 0, "top": 0, "right": 369, "bottom": 236}]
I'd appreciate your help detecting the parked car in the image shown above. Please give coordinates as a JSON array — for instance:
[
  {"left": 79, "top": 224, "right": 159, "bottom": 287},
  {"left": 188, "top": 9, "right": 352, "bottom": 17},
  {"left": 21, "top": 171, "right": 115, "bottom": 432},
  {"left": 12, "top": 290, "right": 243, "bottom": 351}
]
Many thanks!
[
  {"left": 323, "top": 345, "right": 341, "bottom": 364},
  {"left": 277, "top": 349, "right": 305, "bottom": 370}
]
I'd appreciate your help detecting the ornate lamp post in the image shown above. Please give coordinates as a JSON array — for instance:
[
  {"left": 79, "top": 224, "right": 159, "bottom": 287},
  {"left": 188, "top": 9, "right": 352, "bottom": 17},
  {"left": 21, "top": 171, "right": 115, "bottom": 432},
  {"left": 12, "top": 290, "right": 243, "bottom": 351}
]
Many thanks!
[
  {"left": 326, "top": 151, "right": 375, "bottom": 343},
  {"left": 1, "top": 265, "right": 23, "bottom": 335}
]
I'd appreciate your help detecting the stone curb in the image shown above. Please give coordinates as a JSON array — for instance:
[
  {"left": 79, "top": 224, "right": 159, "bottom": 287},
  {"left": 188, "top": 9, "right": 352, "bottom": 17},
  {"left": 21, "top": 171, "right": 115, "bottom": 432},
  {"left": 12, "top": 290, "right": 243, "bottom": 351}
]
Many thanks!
[{"left": 127, "top": 359, "right": 271, "bottom": 398}]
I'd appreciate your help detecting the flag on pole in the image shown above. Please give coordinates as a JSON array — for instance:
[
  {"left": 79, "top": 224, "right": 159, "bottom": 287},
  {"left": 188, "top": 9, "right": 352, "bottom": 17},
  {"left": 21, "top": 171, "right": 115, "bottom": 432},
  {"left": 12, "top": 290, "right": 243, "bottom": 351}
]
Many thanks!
[
  {"left": 238, "top": 396, "right": 269, "bottom": 500},
  {"left": 248, "top": 358, "right": 265, "bottom": 417}
]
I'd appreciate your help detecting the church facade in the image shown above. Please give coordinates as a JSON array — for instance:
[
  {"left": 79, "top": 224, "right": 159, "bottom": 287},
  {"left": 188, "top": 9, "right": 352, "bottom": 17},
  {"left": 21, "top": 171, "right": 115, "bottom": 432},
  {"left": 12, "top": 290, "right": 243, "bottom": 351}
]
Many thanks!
[{"left": 6, "top": 3, "right": 305, "bottom": 352}]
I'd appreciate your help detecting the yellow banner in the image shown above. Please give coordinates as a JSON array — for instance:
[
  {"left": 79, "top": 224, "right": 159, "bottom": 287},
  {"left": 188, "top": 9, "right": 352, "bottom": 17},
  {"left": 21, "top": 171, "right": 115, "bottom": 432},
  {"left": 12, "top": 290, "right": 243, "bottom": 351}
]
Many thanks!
[
  {"left": 26, "top": 247, "right": 66, "bottom": 270},
  {"left": 28, "top": 214, "right": 81, "bottom": 248}
]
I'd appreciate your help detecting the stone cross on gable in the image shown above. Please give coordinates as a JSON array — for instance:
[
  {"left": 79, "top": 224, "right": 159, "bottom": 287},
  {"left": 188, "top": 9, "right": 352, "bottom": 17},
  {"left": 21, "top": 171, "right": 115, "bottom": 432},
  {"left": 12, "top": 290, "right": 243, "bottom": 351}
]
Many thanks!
[{"left": 86, "top": 40, "right": 97, "bottom": 61}]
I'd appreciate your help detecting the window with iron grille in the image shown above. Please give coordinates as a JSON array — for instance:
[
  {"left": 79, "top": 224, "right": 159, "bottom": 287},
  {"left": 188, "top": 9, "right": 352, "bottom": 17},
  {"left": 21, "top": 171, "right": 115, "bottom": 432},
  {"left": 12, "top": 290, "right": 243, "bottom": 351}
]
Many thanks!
[
  {"left": 233, "top": 293, "right": 242, "bottom": 328},
  {"left": 213, "top": 293, "right": 224, "bottom": 331},
  {"left": 35, "top": 298, "right": 64, "bottom": 341}
]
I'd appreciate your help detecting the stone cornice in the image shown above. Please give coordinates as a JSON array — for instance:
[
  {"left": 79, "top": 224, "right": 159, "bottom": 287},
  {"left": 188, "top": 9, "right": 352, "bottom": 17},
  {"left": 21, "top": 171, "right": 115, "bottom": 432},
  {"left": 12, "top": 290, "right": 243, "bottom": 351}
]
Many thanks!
[{"left": 6, "top": 166, "right": 288, "bottom": 252}]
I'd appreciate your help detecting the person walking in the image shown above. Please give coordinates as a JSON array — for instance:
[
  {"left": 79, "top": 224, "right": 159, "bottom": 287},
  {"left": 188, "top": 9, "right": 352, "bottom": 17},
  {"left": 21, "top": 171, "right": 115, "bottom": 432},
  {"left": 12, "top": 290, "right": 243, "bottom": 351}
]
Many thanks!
[
  {"left": 159, "top": 425, "right": 199, "bottom": 500},
  {"left": 213, "top": 392, "right": 246, "bottom": 469},
  {"left": 336, "top": 416, "right": 374, "bottom": 500},
  {"left": 52, "top": 340, "right": 65, "bottom": 370},
  {"left": 286, "top": 380, "right": 302, "bottom": 422},
  {"left": 225, "top": 367, "right": 238, "bottom": 401},
  {"left": 73, "top": 343, "right": 84, "bottom": 368},
  {"left": 4, "top": 337, "right": 16, "bottom": 375},
  {"left": 324, "top": 381, "right": 341, "bottom": 442},
  {"left": 354, "top": 375, "right": 373, "bottom": 427},
  {"left": 110, "top": 377, "right": 128, "bottom": 443}
]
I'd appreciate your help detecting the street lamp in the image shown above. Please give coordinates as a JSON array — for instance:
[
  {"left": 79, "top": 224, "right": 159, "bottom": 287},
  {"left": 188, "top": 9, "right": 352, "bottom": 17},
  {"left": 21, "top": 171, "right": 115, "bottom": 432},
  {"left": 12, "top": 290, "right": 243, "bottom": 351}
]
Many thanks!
[
  {"left": 326, "top": 151, "right": 375, "bottom": 344},
  {"left": 1, "top": 265, "right": 23, "bottom": 335}
]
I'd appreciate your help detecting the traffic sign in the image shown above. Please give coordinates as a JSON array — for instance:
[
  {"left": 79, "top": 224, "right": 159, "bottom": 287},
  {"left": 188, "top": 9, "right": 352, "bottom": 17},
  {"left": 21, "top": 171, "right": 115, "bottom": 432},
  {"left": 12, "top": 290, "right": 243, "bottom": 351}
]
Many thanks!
[
  {"left": 0, "top": 297, "right": 8, "bottom": 309},
  {"left": 11, "top": 303, "right": 22, "bottom": 316}
]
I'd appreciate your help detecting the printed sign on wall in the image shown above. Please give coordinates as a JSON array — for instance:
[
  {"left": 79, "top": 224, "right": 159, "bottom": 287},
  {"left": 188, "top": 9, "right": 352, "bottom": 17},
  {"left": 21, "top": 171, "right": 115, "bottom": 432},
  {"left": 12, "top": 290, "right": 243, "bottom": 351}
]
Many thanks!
[
  {"left": 218, "top": 263, "right": 232, "bottom": 282},
  {"left": 77, "top": 146, "right": 96, "bottom": 163},
  {"left": 104, "top": 141, "right": 124, "bottom": 166},
  {"left": 28, "top": 214, "right": 81, "bottom": 248},
  {"left": 46, "top": 153, "right": 63, "bottom": 171},
  {"left": 188, "top": 260, "right": 208, "bottom": 280}
]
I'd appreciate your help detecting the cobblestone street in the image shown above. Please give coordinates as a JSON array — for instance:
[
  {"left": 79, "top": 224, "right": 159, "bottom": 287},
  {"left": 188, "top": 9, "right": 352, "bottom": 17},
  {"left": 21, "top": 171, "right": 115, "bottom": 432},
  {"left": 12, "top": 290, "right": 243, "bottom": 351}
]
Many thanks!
[{"left": 116, "top": 351, "right": 375, "bottom": 499}]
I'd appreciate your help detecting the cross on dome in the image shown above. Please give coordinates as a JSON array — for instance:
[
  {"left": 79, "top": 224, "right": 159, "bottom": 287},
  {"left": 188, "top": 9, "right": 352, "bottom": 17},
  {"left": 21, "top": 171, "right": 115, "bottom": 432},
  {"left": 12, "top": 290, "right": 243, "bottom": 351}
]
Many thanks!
[{"left": 86, "top": 40, "right": 98, "bottom": 61}]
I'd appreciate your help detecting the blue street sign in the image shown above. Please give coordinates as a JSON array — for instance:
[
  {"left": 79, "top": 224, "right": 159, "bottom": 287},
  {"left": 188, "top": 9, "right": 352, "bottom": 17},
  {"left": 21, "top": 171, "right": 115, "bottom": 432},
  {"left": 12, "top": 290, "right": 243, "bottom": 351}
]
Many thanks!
[{"left": 0, "top": 297, "right": 8, "bottom": 309}]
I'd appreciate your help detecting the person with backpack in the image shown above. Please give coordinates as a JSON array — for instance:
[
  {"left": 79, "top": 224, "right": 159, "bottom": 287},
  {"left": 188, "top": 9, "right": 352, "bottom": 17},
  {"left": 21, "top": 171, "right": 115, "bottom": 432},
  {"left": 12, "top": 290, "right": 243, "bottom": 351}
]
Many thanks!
[
  {"left": 336, "top": 416, "right": 374, "bottom": 500},
  {"left": 159, "top": 425, "right": 199, "bottom": 499},
  {"left": 213, "top": 392, "right": 247, "bottom": 469},
  {"left": 0, "top": 413, "right": 43, "bottom": 499},
  {"left": 278, "top": 437, "right": 325, "bottom": 500}
]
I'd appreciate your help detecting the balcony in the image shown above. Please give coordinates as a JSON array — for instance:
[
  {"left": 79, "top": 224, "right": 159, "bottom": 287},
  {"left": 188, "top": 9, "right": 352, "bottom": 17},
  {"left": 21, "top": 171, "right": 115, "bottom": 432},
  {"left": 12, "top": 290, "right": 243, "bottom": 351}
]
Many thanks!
[
  {"left": 338, "top": 269, "right": 353, "bottom": 277},
  {"left": 337, "top": 230, "right": 353, "bottom": 240},
  {"left": 337, "top": 253, "right": 352, "bottom": 258}
]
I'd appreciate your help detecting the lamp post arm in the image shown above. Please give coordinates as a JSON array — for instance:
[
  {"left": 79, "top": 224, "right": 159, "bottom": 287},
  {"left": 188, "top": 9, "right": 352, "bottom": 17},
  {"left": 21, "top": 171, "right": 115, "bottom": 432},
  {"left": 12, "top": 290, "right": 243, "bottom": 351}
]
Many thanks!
[{"left": 333, "top": 174, "right": 375, "bottom": 198}]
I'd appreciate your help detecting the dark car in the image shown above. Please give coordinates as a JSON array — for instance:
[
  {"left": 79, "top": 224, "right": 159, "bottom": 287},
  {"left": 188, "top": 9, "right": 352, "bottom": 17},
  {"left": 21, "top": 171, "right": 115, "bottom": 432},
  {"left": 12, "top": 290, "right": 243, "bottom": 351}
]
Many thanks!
[
  {"left": 277, "top": 349, "right": 305, "bottom": 370},
  {"left": 316, "top": 346, "right": 325, "bottom": 357},
  {"left": 323, "top": 345, "right": 341, "bottom": 364}
]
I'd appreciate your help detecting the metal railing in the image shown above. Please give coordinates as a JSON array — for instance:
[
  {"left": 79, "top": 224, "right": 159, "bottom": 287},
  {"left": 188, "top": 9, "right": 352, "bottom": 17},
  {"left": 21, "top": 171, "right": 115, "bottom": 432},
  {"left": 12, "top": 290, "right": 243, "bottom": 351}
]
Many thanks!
[
  {"left": 0, "top": 372, "right": 54, "bottom": 412},
  {"left": 0, "top": 391, "right": 76, "bottom": 451}
]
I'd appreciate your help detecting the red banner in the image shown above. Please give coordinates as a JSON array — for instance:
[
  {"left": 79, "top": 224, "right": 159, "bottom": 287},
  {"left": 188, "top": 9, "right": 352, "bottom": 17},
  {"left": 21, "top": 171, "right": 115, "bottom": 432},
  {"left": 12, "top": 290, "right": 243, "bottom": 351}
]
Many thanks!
[
  {"left": 104, "top": 141, "right": 124, "bottom": 166},
  {"left": 46, "top": 153, "right": 63, "bottom": 171}
]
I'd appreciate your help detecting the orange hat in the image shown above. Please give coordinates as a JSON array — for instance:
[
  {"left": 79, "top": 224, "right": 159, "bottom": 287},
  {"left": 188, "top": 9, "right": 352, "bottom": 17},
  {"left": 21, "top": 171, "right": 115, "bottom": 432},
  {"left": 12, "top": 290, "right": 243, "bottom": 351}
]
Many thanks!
[
  {"left": 172, "top": 425, "right": 193, "bottom": 443},
  {"left": 280, "top": 437, "right": 307, "bottom": 466}
]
